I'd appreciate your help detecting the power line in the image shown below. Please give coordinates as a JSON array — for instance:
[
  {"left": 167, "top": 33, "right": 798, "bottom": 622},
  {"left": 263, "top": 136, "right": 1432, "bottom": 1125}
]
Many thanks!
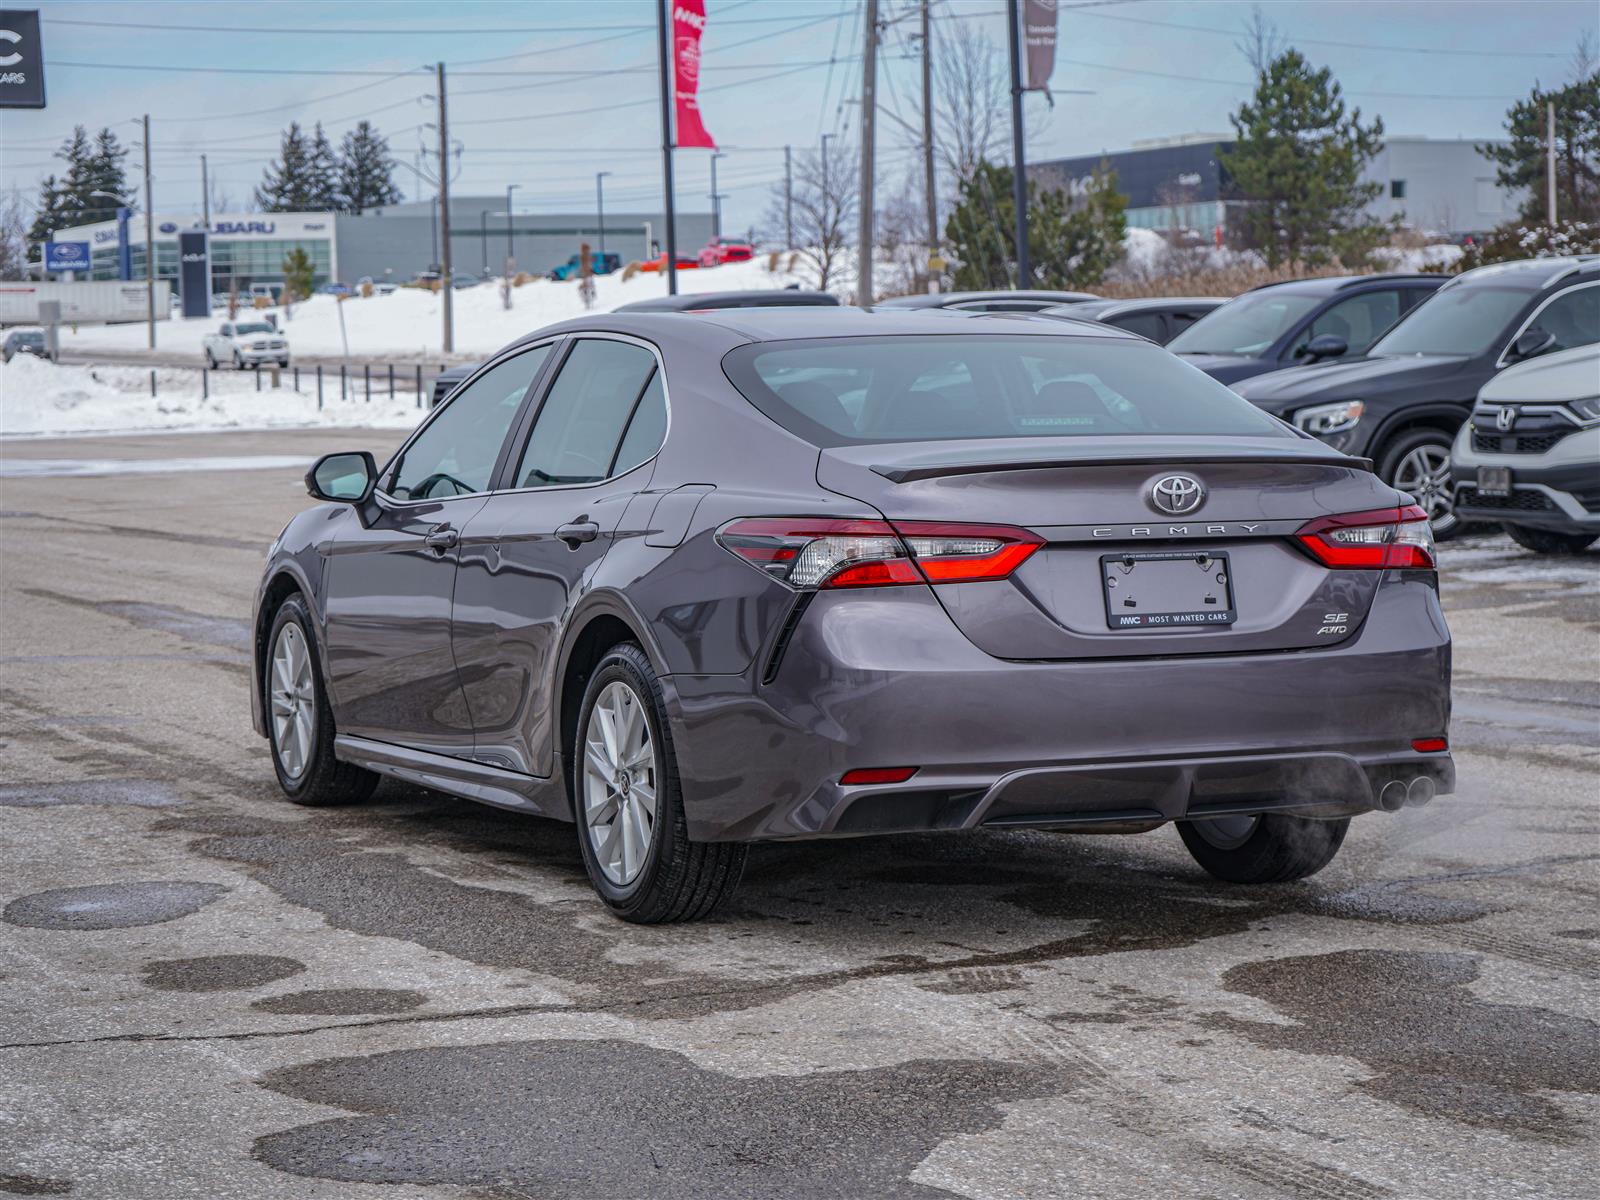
[{"left": 39, "top": 8, "right": 833, "bottom": 37}]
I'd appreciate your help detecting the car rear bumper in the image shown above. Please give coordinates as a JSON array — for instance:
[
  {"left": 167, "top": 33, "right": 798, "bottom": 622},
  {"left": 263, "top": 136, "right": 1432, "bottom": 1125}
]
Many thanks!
[{"left": 662, "top": 577, "right": 1453, "bottom": 842}]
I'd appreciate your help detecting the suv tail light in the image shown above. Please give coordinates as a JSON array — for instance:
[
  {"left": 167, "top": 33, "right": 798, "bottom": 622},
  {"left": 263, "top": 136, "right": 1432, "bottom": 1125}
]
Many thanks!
[
  {"left": 716, "top": 518, "right": 1042, "bottom": 590},
  {"left": 1295, "top": 505, "right": 1435, "bottom": 569}
]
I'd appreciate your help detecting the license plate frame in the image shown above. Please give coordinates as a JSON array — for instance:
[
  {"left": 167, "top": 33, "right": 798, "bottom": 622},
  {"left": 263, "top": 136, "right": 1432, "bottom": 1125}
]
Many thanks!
[
  {"left": 1100, "top": 549, "right": 1237, "bottom": 631},
  {"left": 1477, "top": 465, "right": 1512, "bottom": 497}
]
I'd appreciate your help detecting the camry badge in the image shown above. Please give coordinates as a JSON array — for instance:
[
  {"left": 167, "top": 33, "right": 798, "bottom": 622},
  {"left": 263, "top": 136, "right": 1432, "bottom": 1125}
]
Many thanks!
[
  {"left": 1495, "top": 407, "right": 1516, "bottom": 433},
  {"left": 1149, "top": 474, "right": 1206, "bottom": 516}
]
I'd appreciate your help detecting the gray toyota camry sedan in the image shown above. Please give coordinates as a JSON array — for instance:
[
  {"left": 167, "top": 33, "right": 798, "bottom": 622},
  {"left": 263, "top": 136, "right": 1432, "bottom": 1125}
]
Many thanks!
[{"left": 252, "top": 308, "right": 1453, "bottom": 922}]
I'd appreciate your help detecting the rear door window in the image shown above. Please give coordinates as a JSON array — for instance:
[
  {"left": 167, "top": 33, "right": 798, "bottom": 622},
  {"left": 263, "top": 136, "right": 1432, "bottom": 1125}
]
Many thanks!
[
  {"left": 1288, "top": 290, "right": 1401, "bottom": 358},
  {"left": 1107, "top": 311, "right": 1167, "bottom": 342},
  {"left": 513, "top": 338, "right": 658, "bottom": 488},
  {"left": 1524, "top": 283, "right": 1599, "bottom": 354}
]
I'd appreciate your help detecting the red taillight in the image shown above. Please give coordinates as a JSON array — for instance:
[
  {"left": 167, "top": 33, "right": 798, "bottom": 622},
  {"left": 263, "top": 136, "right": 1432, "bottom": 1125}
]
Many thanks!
[
  {"left": 716, "top": 518, "right": 1041, "bottom": 590},
  {"left": 1411, "top": 737, "right": 1448, "bottom": 753},
  {"left": 840, "top": 766, "right": 919, "bottom": 785},
  {"left": 1295, "top": 505, "right": 1435, "bottom": 569}
]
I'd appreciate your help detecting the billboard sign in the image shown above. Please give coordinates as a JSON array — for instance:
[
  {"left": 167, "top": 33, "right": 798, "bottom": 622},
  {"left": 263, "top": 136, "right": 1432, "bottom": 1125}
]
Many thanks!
[
  {"left": 177, "top": 231, "right": 210, "bottom": 319},
  {"left": 44, "top": 241, "right": 91, "bottom": 273},
  {"left": 1023, "top": 0, "right": 1058, "bottom": 93},
  {"left": 0, "top": 9, "right": 45, "bottom": 108}
]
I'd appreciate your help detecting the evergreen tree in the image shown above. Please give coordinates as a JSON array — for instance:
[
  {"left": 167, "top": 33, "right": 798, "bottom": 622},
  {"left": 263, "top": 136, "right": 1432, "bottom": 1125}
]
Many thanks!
[
  {"left": 337, "top": 121, "right": 402, "bottom": 213},
  {"left": 24, "top": 125, "right": 129, "bottom": 261},
  {"left": 82, "top": 128, "right": 131, "bottom": 225},
  {"left": 945, "top": 160, "right": 1127, "bottom": 290},
  {"left": 1479, "top": 72, "right": 1600, "bottom": 224},
  {"left": 307, "top": 123, "right": 340, "bottom": 209},
  {"left": 257, "top": 123, "right": 330, "bottom": 211},
  {"left": 1218, "top": 50, "right": 1391, "bottom": 268},
  {"left": 25, "top": 174, "right": 65, "bottom": 263},
  {"left": 281, "top": 246, "right": 315, "bottom": 303}
]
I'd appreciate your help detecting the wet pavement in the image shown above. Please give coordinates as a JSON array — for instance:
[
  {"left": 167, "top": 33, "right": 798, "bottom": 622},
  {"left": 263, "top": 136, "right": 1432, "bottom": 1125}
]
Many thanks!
[{"left": 0, "top": 428, "right": 1596, "bottom": 1199}]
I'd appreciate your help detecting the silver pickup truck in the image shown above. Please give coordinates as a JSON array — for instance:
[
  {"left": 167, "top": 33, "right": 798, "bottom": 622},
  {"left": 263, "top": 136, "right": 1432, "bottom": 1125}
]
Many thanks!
[{"left": 202, "top": 320, "right": 289, "bottom": 369}]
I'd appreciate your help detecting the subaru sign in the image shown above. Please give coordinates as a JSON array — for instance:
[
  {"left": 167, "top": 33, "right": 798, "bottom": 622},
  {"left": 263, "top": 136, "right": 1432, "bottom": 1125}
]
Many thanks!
[
  {"left": 177, "top": 231, "right": 211, "bottom": 319},
  {"left": 44, "top": 240, "right": 91, "bottom": 273},
  {"left": 0, "top": 9, "right": 45, "bottom": 108}
]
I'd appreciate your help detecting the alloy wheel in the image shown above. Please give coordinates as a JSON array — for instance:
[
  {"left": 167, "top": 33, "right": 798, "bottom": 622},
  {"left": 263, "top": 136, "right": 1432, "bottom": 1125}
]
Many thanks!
[
  {"left": 1392, "top": 443, "right": 1457, "bottom": 535},
  {"left": 582, "top": 680, "right": 658, "bottom": 886},
  {"left": 1189, "top": 813, "right": 1259, "bottom": 851},
  {"left": 269, "top": 623, "right": 316, "bottom": 779}
]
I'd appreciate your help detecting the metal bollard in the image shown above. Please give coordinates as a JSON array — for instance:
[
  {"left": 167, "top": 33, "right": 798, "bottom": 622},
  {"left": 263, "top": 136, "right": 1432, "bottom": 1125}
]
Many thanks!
[
  {"left": 270, "top": 366, "right": 281, "bottom": 390},
  {"left": 415, "top": 364, "right": 423, "bottom": 409},
  {"left": 340, "top": 364, "right": 347, "bottom": 400},
  {"left": 293, "top": 366, "right": 300, "bottom": 393},
  {"left": 364, "top": 363, "right": 371, "bottom": 402},
  {"left": 202, "top": 368, "right": 208, "bottom": 400},
  {"left": 317, "top": 364, "right": 324, "bottom": 411},
  {"left": 255, "top": 365, "right": 262, "bottom": 392},
  {"left": 388, "top": 363, "right": 395, "bottom": 399},
  {"left": 150, "top": 369, "right": 156, "bottom": 397}
]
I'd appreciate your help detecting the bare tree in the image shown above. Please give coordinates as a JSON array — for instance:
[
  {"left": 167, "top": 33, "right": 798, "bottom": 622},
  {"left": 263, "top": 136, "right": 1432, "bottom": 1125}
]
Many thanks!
[
  {"left": 933, "top": 21, "right": 1009, "bottom": 185},
  {"left": 1571, "top": 28, "right": 1597, "bottom": 81},
  {"left": 874, "top": 171, "right": 928, "bottom": 297},
  {"left": 1236, "top": 3, "right": 1286, "bottom": 74},
  {"left": 0, "top": 190, "right": 30, "bottom": 280},
  {"left": 208, "top": 175, "right": 236, "bottom": 217},
  {"left": 765, "top": 142, "right": 856, "bottom": 291}
]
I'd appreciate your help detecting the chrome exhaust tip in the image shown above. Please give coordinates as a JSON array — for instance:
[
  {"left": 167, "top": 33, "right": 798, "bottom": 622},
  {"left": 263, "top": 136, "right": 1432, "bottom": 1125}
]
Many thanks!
[
  {"left": 1405, "top": 776, "right": 1437, "bottom": 808},
  {"left": 1378, "top": 779, "right": 1408, "bottom": 813}
]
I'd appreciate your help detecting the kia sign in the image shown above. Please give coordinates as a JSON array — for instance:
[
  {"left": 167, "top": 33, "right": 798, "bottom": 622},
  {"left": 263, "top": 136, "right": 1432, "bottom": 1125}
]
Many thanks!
[
  {"left": 177, "top": 231, "right": 211, "bottom": 319},
  {"left": 0, "top": 10, "right": 45, "bottom": 108},
  {"left": 44, "top": 241, "right": 90, "bottom": 273}
]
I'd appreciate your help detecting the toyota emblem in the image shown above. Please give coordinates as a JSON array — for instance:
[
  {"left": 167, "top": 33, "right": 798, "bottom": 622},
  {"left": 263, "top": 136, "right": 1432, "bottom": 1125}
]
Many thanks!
[{"left": 1149, "top": 474, "right": 1206, "bottom": 515}]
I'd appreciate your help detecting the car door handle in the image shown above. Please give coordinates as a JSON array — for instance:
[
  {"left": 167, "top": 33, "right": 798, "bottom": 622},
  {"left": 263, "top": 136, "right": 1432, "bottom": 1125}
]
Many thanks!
[
  {"left": 556, "top": 520, "right": 599, "bottom": 547},
  {"left": 424, "top": 525, "right": 459, "bottom": 551}
]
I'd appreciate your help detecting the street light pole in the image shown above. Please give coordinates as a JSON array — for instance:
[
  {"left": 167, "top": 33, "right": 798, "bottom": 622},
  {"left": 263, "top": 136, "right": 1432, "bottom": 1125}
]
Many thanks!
[
  {"left": 505, "top": 182, "right": 519, "bottom": 272},
  {"left": 1006, "top": 0, "right": 1030, "bottom": 288},
  {"left": 857, "top": 0, "right": 878, "bottom": 306},
  {"left": 596, "top": 171, "right": 611, "bottom": 259},
  {"left": 710, "top": 152, "right": 725, "bottom": 241},
  {"left": 436, "top": 61, "right": 454, "bottom": 354},
  {"left": 656, "top": 0, "right": 678, "bottom": 294},
  {"left": 142, "top": 113, "right": 155, "bottom": 349}
]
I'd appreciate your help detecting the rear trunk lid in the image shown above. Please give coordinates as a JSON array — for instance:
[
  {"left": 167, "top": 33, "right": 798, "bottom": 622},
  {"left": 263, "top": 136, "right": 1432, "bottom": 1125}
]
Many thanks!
[{"left": 817, "top": 435, "right": 1400, "bottom": 660}]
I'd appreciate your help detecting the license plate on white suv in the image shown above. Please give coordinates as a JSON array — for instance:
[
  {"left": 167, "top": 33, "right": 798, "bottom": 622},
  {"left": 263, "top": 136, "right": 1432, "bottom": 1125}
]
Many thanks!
[{"left": 1478, "top": 466, "right": 1512, "bottom": 497}]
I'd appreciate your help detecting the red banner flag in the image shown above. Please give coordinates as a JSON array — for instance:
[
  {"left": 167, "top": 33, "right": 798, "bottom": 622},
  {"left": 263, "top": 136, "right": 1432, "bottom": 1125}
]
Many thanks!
[{"left": 672, "top": 0, "right": 716, "bottom": 149}]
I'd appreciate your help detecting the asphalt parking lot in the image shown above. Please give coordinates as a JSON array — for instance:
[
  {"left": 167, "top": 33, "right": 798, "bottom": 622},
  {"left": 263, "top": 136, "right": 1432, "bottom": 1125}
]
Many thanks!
[{"left": 1, "top": 427, "right": 1596, "bottom": 1200}]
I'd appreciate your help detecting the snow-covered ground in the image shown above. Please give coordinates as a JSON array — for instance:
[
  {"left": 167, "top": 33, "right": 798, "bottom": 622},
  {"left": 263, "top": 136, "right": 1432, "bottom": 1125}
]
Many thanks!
[
  {"left": 51, "top": 256, "right": 815, "bottom": 363},
  {"left": 0, "top": 353, "right": 422, "bottom": 438}
]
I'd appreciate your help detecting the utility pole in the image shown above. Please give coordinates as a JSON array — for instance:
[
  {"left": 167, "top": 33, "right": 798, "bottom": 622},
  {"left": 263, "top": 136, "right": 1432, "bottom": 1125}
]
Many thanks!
[
  {"left": 920, "top": 0, "right": 939, "bottom": 293},
  {"left": 1006, "top": 0, "right": 1029, "bottom": 288},
  {"left": 784, "top": 145, "right": 793, "bottom": 248},
  {"left": 142, "top": 114, "right": 155, "bottom": 349},
  {"left": 596, "top": 171, "right": 610, "bottom": 258},
  {"left": 710, "top": 152, "right": 725, "bottom": 240},
  {"left": 656, "top": 0, "right": 679, "bottom": 294},
  {"left": 1546, "top": 99, "right": 1558, "bottom": 226},
  {"left": 505, "top": 182, "right": 519, "bottom": 270},
  {"left": 436, "top": 61, "right": 454, "bottom": 354},
  {"left": 200, "top": 153, "right": 210, "bottom": 229},
  {"left": 857, "top": 0, "right": 878, "bottom": 306}
]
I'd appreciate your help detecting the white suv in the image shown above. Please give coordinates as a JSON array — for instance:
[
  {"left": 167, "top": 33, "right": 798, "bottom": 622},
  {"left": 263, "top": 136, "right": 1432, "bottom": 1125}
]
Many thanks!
[
  {"left": 1451, "top": 344, "right": 1600, "bottom": 554},
  {"left": 203, "top": 321, "right": 289, "bottom": 370}
]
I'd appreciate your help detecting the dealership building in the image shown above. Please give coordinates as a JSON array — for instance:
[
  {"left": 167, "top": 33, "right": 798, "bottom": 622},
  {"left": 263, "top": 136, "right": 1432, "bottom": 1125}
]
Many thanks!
[
  {"left": 1032, "top": 134, "right": 1523, "bottom": 239},
  {"left": 49, "top": 198, "right": 713, "bottom": 292}
]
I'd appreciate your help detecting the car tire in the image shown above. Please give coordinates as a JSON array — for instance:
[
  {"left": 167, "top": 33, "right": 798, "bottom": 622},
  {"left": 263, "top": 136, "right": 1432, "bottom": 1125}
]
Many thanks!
[
  {"left": 1377, "top": 428, "right": 1461, "bottom": 540},
  {"left": 1177, "top": 813, "right": 1349, "bottom": 884},
  {"left": 265, "top": 594, "right": 377, "bottom": 807},
  {"left": 1502, "top": 524, "right": 1598, "bottom": 555},
  {"left": 572, "top": 642, "right": 745, "bottom": 923}
]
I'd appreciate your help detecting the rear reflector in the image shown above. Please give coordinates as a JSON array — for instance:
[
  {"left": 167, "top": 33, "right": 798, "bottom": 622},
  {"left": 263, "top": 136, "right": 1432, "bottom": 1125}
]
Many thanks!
[
  {"left": 840, "top": 766, "right": 919, "bottom": 785},
  {"left": 1295, "top": 505, "right": 1435, "bottom": 569},
  {"left": 1411, "top": 737, "right": 1448, "bottom": 753},
  {"left": 717, "top": 518, "right": 1041, "bottom": 590}
]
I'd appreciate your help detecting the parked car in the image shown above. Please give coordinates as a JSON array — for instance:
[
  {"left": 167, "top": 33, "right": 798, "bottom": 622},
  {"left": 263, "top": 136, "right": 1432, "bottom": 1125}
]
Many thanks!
[
  {"left": 639, "top": 253, "right": 700, "bottom": 274},
  {"left": 1166, "top": 274, "right": 1446, "bottom": 384},
  {"left": 320, "top": 282, "right": 353, "bottom": 297},
  {"left": 249, "top": 282, "right": 281, "bottom": 305},
  {"left": 1033, "top": 297, "right": 1227, "bottom": 345},
  {"left": 549, "top": 252, "right": 622, "bottom": 281},
  {"left": 203, "top": 320, "right": 289, "bottom": 369},
  {"left": 1450, "top": 343, "right": 1600, "bottom": 553},
  {"left": 876, "top": 289, "right": 1098, "bottom": 313},
  {"left": 1232, "top": 257, "right": 1600, "bottom": 537},
  {"left": 254, "top": 307, "right": 1452, "bottom": 922},
  {"left": 698, "top": 237, "right": 755, "bottom": 267},
  {"left": 430, "top": 363, "right": 478, "bottom": 407},
  {"left": 614, "top": 289, "right": 841, "bottom": 313},
  {"left": 2, "top": 329, "right": 51, "bottom": 362},
  {"left": 374, "top": 282, "right": 399, "bottom": 296}
]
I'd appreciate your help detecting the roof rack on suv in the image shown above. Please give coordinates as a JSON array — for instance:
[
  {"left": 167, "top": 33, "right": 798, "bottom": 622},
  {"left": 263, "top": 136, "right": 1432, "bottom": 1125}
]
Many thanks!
[{"left": 1441, "top": 254, "right": 1600, "bottom": 290}]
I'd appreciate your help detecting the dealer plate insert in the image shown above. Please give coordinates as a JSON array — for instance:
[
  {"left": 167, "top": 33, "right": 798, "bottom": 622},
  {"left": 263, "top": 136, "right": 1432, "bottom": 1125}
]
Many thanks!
[{"left": 1100, "top": 549, "right": 1237, "bottom": 630}]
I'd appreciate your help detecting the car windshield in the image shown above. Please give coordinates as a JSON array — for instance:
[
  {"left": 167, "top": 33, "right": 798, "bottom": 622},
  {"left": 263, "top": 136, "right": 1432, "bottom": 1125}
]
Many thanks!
[
  {"left": 235, "top": 323, "right": 274, "bottom": 335},
  {"left": 724, "top": 334, "right": 1294, "bottom": 446},
  {"left": 1166, "top": 291, "right": 1322, "bottom": 356},
  {"left": 1369, "top": 286, "right": 1531, "bottom": 357}
]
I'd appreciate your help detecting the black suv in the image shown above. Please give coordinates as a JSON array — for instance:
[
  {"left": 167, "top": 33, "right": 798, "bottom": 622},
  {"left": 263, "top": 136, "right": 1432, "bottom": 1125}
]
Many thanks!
[
  {"left": 1167, "top": 274, "right": 1446, "bottom": 384},
  {"left": 1232, "top": 257, "right": 1600, "bottom": 536}
]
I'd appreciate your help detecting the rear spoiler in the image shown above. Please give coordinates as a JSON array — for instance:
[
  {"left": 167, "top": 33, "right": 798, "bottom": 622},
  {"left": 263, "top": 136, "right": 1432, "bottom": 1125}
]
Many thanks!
[{"left": 872, "top": 451, "right": 1374, "bottom": 484}]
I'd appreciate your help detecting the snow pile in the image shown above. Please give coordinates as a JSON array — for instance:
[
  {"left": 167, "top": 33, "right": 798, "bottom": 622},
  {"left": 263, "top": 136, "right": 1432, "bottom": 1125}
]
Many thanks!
[
  {"left": 0, "top": 353, "right": 423, "bottom": 438},
  {"left": 52, "top": 256, "right": 816, "bottom": 362}
]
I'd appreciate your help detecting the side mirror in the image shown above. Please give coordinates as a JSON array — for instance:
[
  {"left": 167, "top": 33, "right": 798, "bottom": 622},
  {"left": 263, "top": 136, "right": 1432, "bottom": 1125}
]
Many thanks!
[
  {"left": 1509, "top": 326, "right": 1556, "bottom": 362},
  {"left": 1297, "top": 334, "right": 1349, "bottom": 361},
  {"left": 305, "top": 451, "right": 377, "bottom": 504}
]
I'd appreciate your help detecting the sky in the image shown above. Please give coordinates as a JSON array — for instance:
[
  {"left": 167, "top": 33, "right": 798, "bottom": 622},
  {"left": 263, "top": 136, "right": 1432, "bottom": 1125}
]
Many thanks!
[{"left": 2, "top": 0, "right": 1595, "bottom": 242}]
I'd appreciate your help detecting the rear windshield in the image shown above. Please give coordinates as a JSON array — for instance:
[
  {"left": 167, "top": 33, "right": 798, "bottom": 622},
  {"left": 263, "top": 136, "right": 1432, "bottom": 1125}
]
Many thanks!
[{"left": 723, "top": 334, "right": 1294, "bottom": 446}]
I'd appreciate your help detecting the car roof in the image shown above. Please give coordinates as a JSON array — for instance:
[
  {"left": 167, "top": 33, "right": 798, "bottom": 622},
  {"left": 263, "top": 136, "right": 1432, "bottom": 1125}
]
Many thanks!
[
  {"left": 1248, "top": 272, "right": 1446, "bottom": 296},
  {"left": 1441, "top": 255, "right": 1600, "bottom": 292},
  {"left": 613, "top": 289, "right": 840, "bottom": 313},
  {"left": 1044, "top": 297, "right": 1226, "bottom": 318},
  {"left": 874, "top": 289, "right": 1100, "bottom": 308}
]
